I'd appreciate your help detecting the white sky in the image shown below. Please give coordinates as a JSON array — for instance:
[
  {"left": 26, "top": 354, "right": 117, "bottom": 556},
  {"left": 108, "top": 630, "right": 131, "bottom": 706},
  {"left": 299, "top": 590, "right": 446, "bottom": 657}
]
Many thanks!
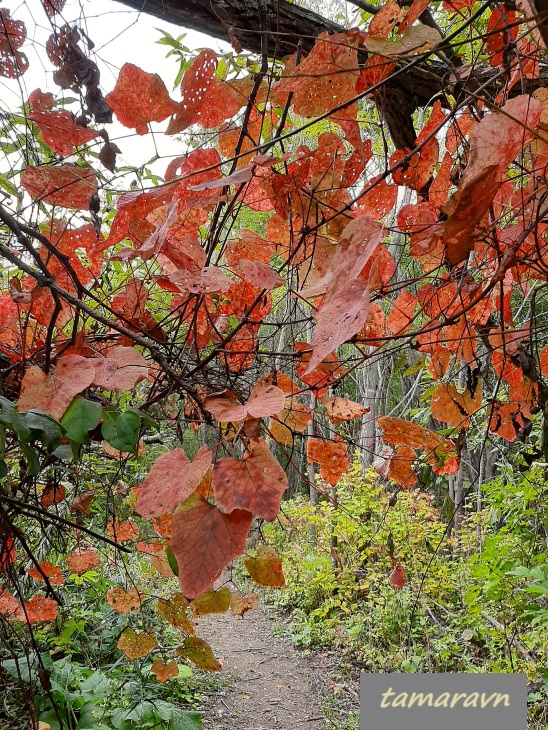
[{"left": 3, "top": 0, "right": 231, "bottom": 172}]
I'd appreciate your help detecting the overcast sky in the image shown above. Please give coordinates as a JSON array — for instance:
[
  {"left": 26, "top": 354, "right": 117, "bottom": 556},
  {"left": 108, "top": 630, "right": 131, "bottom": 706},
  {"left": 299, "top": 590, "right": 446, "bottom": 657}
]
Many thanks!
[{"left": 3, "top": 0, "right": 231, "bottom": 171}]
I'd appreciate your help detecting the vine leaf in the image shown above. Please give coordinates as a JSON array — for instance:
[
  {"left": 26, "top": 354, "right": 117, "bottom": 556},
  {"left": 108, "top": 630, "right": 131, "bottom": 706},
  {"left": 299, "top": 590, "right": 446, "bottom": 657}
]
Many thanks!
[
  {"left": 170, "top": 494, "right": 252, "bottom": 599},
  {"left": 307, "top": 437, "right": 349, "bottom": 486},
  {"left": 151, "top": 659, "right": 179, "bottom": 683},
  {"left": 177, "top": 636, "right": 222, "bottom": 672},
  {"left": 18, "top": 355, "right": 96, "bottom": 421},
  {"left": 136, "top": 445, "right": 213, "bottom": 518},
  {"left": 117, "top": 628, "right": 157, "bottom": 659},
  {"left": 92, "top": 346, "right": 149, "bottom": 392},
  {"left": 105, "top": 63, "right": 178, "bottom": 134},
  {"left": 105, "top": 586, "right": 144, "bottom": 614},
  {"left": 189, "top": 587, "right": 231, "bottom": 616},
  {"left": 16, "top": 595, "right": 59, "bottom": 623},
  {"left": 244, "top": 547, "right": 285, "bottom": 588},
  {"left": 21, "top": 165, "right": 98, "bottom": 209},
  {"left": 27, "top": 561, "right": 63, "bottom": 585},
  {"left": 212, "top": 443, "right": 288, "bottom": 521}
]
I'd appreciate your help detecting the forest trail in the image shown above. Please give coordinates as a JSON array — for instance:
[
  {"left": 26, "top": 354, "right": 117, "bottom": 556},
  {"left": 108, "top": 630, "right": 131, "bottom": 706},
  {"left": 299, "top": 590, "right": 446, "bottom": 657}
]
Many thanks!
[{"left": 198, "top": 606, "right": 328, "bottom": 730}]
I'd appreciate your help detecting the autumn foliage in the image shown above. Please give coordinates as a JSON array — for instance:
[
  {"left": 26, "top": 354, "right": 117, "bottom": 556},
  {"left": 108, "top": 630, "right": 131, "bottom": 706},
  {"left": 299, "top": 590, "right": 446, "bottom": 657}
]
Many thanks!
[{"left": 1, "top": 0, "right": 548, "bottom": 699}]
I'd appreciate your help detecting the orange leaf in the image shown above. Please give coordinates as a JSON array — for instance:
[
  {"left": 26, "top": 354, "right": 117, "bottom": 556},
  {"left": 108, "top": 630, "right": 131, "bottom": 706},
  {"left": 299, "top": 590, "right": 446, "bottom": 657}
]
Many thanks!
[
  {"left": 66, "top": 548, "right": 100, "bottom": 575},
  {"left": 212, "top": 443, "right": 288, "bottom": 521},
  {"left": 16, "top": 595, "right": 58, "bottom": 623},
  {"left": 170, "top": 494, "right": 252, "bottom": 599},
  {"left": 92, "top": 347, "right": 149, "bottom": 392},
  {"left": 230, "top": 591, "right": 259, "bottom": 617},
  {"left": 307, "top": 438, "right": 349, "bottom": 486},
  {"left": 106, "top": 519, "right": 139, "bottom": 543},
  {"left": 156, "top": 592, "right": 194, "bottom": 633},
  {"left": 18, "top": 355, "right": 96, "bottom": 421},
  {"left": 378, "top": 417, "right": 459, "bottom": 475},
  {"left": 40, "top": 484, "right": 66, "bottom": 508},
  {"left": 190, "top": 587, "right": 231, "bottom": 615},
  {"left": 177, "top": 636, "right": 221, "bottom": 672},
  {"left": 321, "top": 396, "right": 369, "bottom": 424},
  {"left": 106, "top": 586, "right": 144, "bottom": 614},
  {"left": 244, "top": 546, "right": 285, "bottom": 588},
  {"left": 151, "top": 659, "right": 179, "bottom": 683},
  {"left": 136, "top": 445, "right": 212, "bottom": 518},
  {"left": 21, "top": 165, "right": 98, "bottom": 210},
  {"left": 387, "top": 446, "right": 417, "bottom": 489},
  {"left": 431, "top": 382, "right": 482, "bottom": 428},
  {"left": 105, "top": 63, "right": 178, "bottom": 134},
  {"left": 117, "top": 628, "right": 157, "bottom": 659},
  {"left": 27, "top": 562, "right": 63, "bottom": 585}
]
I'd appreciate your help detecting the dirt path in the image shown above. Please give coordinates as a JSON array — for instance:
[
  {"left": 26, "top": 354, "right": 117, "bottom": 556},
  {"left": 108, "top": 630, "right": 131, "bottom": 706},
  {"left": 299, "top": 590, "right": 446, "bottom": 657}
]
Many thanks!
[{"left": 198, "top": 607, "right": 327, "bottom": 730}]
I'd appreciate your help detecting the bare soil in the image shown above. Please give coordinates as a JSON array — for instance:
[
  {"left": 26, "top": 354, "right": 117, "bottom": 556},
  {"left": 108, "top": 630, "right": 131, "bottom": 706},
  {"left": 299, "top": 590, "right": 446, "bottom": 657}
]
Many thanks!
[{"left": 197, "top": 607, "right": 328, "bottom": 730}]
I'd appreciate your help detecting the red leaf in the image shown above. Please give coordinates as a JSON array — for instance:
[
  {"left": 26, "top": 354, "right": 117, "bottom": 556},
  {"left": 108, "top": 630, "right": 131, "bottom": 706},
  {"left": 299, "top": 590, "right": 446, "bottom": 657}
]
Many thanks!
[
  {"left": 237, "top": 259, "right": 284, "bottom": 291},
  {"left": 0, "top": 590, "right": 19, "bottom": 615},
  {"left": 307, "top": 437, "right": 349, "bottom": 486},
  {"left": 92, "top": 347, "right": 149, "bottom": 392},
  {"left": 167, "top": 50, "right": 241, "bottom": 133},
  {"left": 442, "top": 95, "right": 542, "bottom": 264},
  {"left": 378, "top": 417, "right": 459, "bottom": 475},
  {"left": 369, "top": 1, "right": 403, "bottom": 38},
  {"left": 273, "top": 32, "right": 359, "bottom": 118},
  {"left": 205, "top": 380, "right": 285, "bottom": 423},
  {"left": 212, "top": 443, "right": 288, "bottom": 521},
  {"left": 294, "top": 342, "right": 347, "bottom": 397},
  {"left": 357, "top": 176, "right": 398, "bottom": 220},
  {"left": 40, "top": 484, "right": 66, "bottom": 508},
  {"left": 16, "top": 595, "right": 59, "bottom": 623},
  {"left": 0, "top": 9, "right": 28, "bottom": 79},
  {"left": 106, "top": 519, "right": 140, "bottom": 543},
  {"left": 306, "top": 278, "right": 370, "bottom": 374},
  {"left": 21, "top": 165, "right": 98, "bottom": 210},
  {"left": 29, "top": 109, "right": 98, "bottom": 156},
  {"left": 136, "top": 445, "right": 213, "bottom": 518},
  {"left": 66, "top": 548, "right": 100, "bottom": 575},
  {"left": 387, "top": 290, "right": 418, "bottom": 335},
  {"left": 170, "top": 494, "right": 252, "bottom": 599},
  {"left": 0, "top": 537, "right": 16, "bottom": 573},
  {"left": 302, "top": 215, "right": 383, "bottom": 299},
  {"left": 105, "top": 63, "right": 178, "bottom": 135},
  {"left": 18, "top": 355, "right": 96, "bottom": 421},
  {"left": 42, "top": 0, "right": 66, "bottom": 17},
  {"left": 389, "top": 564, "right": 408, "bottom": 590}
]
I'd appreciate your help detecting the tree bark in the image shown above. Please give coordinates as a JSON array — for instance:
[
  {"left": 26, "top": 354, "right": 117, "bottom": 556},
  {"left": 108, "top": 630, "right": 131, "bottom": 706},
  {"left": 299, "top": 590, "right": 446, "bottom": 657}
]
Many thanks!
[{"left": 113, "top": 0, "right": 548, "bottom": 149}]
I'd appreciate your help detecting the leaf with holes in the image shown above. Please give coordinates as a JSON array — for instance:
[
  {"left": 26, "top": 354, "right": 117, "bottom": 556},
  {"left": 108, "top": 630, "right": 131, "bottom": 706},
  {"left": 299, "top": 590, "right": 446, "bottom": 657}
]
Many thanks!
[
  {"left": 16, "top": 595, "right": 58, "bottom": 623},
  {"left": 21, "top": 165, "right": 98, "bottom": 209},
  {"left": 321, "top": 396, "right": 369, "bottom": 424},
  {"left": 117, "top": 628, "right": 157, "bottom": 659},
  {"left": 27, "top": 562, "right": 64, "bottom": 585},
  {"left": 307, "top": 437, "right": 349, "bottom": 486},
  {"left": 106, "top": 586, "right": 144, "bottom": 614},
  {"left": 106, "top": 63, "right": 178, "bottom": 134}
]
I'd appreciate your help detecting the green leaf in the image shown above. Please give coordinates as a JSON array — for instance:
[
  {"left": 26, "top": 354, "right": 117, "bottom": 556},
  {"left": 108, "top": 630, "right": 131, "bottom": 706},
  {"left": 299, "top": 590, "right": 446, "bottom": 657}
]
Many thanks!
[
  {"left": 25, "top": 410, "right": 64, "bottom": 452},
  {"left": 166, "top": 544, "right": 179, "bottom": 576},
  {"left": 101, "top": 409, "right": 140, "bottom": 454},
  {"left": 61, "top": 397, "right": 102, "bottom": 449},
  {"left": 0, "top": 459, "right": 7, "bottom": 478}
]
